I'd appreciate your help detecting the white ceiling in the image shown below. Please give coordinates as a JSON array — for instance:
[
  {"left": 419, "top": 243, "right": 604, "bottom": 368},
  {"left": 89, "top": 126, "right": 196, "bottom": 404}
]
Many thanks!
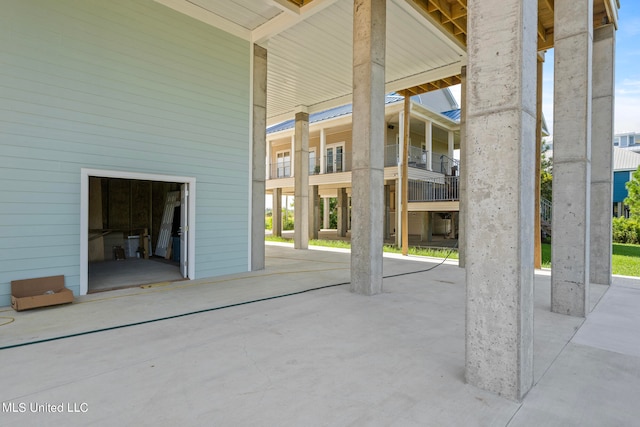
[{"left": 154, "top": 0, "right": 467, "bottom": 125}]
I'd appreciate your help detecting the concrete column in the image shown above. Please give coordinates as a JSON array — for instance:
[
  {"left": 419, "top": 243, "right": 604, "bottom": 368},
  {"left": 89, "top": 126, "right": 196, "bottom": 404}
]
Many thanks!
[
  {"left": 251, "top": 44, "right": 267, "bottom": 270},
  {"left": 590, "top": 24, "right": 615, "bottom": 286},
  {"left": 458, "top": 66, "right": 467, "bottom": 268},
  {"left": 465, "top": 0, "right": 537, "bottom": 401},
  {"left": 350, "top": 0, "right": 385, "bottom": 295},
  {"left": 272, "top": 188, "right": 282, "bottom": 237},
  {"left": 320, "top": 128, "right": 326, "bottom": 174},
  {"left": 551, "top": 0, "right": 593, "bottom": 317},
  {"left": 294, "top": 112, "right": 309, "bottom": 249},
  {"left": 323, "top": 197, "right": 330, "bottom": 229},
  {"left": 421, "top": 211, "right": 432, "bottom": 242},
  {"left": 337, "top": 188, "right": 348, "bottom": 237},
  {"left": 309, "top": 185, "right": 319, "bottom": 240},
  {"left": 425, "top": 120, "right": 433, "bottom": 171},
  {"left": 384, "top": 184, "right": 391, "bottom": 240}
]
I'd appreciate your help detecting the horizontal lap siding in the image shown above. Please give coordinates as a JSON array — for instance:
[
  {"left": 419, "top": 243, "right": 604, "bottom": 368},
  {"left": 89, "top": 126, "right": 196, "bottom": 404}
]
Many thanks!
[{"left": 0, "top": 0, "right": 250, "bottom": 305}]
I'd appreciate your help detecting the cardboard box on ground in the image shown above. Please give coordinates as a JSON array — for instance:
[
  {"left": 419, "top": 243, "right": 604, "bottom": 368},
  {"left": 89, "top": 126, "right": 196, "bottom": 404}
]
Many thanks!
[{"left": 11, "top": 275, "right": 73, "bottom": 311}]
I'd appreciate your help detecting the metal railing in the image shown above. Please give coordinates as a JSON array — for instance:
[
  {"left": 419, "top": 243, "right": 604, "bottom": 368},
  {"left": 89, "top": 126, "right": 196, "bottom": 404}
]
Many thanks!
[
  {"left": 322, "top": 152, "right": 352, "bottom": 174},
  {"left": 408, "top": 176, "right": 459, "bottom": 202},
  {"left": 541, "top": 197, "right": 552, "bottom": 223},
  {"left": 384, "top": 144, "right": 460, "bottom": 175},
  {"left": 432, "top": 154, "right": 460, "bottom": 176},
  {"left": 269, "top": 160, "right": 292, "bottom": 179}
]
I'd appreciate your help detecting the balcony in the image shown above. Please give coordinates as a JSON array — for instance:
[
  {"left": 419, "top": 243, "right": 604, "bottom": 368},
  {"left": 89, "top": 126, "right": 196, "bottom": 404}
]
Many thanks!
[
  {"left": 268, "top": 152, "right": 352, "bottom": 179},
  {"left": 384, "top": 145, "right": 459, "bottom": 175},
  {"left": 408, "top": 176, "right": 459, "bottom": 202},
  {"left": 268, "top": 147, "right": 458, "bottom": 180}
]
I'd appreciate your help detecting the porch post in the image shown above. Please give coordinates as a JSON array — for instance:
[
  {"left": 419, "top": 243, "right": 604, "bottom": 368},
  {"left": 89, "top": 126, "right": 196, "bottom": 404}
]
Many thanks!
[
  {"left": 309, "top": 185, "right": 319, "bottom": 240},
  {"left": 272, "top": 188, "right": 282, "bottom": 237},
  {"left": 337, "top": 188, "right": 348, "bottom": 237},
  {"left": 458, "top": 65, "right": 467, "bottom": 268},
  {"left": 294, "top": 111, "right": 309, "bottom": 249},
  {"left": 402, "top": 96, "right": 410, "bottom": 256},
  {"left": 251, "top": 44, "right": 267, "bottom": 270},
  {"left": 320, "top": 128, "right": 326, "bottom": 174},
  {"left": 350, "top": 0, "right": 385, "bottom": 295},
  {"left": 465, "top": 0, "right": 537, "bottom": 401},
  {"left": 323, "top": 196, "right": 330, "bottom": 229},
  {"left": 384, "top": 184, "right": 391, "bottom": 240},
  {"left": 590, "top": 24, "right": 615, "bottom": 286},
  {"left": 266, "top": 140, "right": 271, "bottom": 180},
  {"left": 447, "top": 131, "right": 454, "bottom": 170},
  {"left": 551, "top": 0, "right": 593, "bottom": 317},
  {"left": 425, "top": 120, "right": 433, "bottom": 171}
]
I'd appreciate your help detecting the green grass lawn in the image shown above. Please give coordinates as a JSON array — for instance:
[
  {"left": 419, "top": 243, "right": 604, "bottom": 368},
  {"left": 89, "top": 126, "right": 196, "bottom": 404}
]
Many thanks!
[
  {"left": 542, "top": 242, "right": 640, "bottom": 276},
  {"left": 267, "top": 236, "right": 640, "bottom": 277},
  {"left": 265, "top": 235, "right": 458, "bottom": 259}
]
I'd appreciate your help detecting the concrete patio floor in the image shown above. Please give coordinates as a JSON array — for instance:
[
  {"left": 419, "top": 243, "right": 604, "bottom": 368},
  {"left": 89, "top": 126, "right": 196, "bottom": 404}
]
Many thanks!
[{"left": 1, "top": 243, "right": 639, "bottom": 426}]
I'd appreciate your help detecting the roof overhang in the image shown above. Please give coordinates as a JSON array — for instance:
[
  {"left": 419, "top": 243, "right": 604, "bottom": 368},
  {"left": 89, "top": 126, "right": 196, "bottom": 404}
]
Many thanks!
[{"left": 153, "top": 0, "right": 620, "bottom": 121}]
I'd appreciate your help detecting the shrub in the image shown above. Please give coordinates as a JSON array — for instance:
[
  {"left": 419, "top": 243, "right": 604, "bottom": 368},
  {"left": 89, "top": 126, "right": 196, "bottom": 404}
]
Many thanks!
[{"left": 612, "top": 217, "right": 640, "bottom": 244}]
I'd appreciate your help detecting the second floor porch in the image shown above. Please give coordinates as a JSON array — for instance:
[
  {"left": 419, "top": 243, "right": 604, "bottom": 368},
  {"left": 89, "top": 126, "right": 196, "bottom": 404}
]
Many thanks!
[{"left": 267, "top": 144, "right": 459, "bottom": 180}]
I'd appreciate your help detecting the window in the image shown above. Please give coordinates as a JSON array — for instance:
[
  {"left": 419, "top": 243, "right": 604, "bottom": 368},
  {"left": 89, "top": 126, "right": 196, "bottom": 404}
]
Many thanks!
[
  {"left": 276, "top": 150, "right": 291, "bottom": 178},
  {"left": 309, "top": 148, "right": 317, "bottom": 174},
  {"left": 325, "top": 143, "right": 345, "bottom": 173}
]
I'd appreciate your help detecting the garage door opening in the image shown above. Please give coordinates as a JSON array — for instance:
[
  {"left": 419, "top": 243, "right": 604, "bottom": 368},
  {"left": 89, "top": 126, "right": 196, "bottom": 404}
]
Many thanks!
[{"left": 80, "top": 169, "right": 195, "bottom": 295}]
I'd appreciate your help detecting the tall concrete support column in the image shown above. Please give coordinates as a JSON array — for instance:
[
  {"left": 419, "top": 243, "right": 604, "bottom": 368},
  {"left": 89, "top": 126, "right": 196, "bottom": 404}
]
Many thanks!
[
  {"left": 251, "top": 44, "right": 267, "bottom": 270},
  {"left": 337, "top": 188, "right": 348, "bottom": 237},
  {"left": 294, "top": 112, "right": 309, "bottom": 249},
  {"left": 323, "top": 197, "right": 330, "bottom": 229},
  {"left": 465, "top": 0, "right": 537, "bottom": 401},
  {"left": 590, "top": 24, "right": 615, "bottom": 286},
  {"left": 350, "top": 0, "right": 385, "bottom": 295},
  {"left": 421, "top": 212, "right": 432, "bottom": 242},
  {"left": 551, "top": 0, "right": 593, "bottom": 317},
  {"left": 272, "top": 188, "right": 282, "bottom": 237},
  {"left": 309, "top": 185, "right": 319, "bottom": 240},
  {"left": 458, "top": 66, "right": 467, "bottom": 268}
]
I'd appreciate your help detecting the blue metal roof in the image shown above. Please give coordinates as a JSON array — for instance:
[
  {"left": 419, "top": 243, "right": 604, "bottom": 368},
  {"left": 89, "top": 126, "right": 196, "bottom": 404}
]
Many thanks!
[
  {"left": 267, "top": 95, "right": 407, "bottom": 134},
  {"left": 440, "top": 109, "right": 461, "bottom": 122}
]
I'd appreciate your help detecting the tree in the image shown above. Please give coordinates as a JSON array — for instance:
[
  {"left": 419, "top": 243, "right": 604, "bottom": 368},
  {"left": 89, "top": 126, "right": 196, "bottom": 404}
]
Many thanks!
[
  {"left": 540, "top": 142, "right": 553, "bottom": 201},
  {"left": 625, "top": 166, "right": 640, "bottom": 219}
]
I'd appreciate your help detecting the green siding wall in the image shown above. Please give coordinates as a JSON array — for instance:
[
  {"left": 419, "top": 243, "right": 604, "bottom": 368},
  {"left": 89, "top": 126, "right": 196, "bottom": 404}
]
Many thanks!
[{"left": 0, "top": 0, "right": 251, "bottom": 305}]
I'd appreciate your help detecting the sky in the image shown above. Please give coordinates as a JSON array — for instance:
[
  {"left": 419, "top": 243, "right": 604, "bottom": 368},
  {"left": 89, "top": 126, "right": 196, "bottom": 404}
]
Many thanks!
[
  {"left": 450, "top": 2, "right": 640, "bottom": 136},
  {"left": 544, "top": 1, "right": 640, "bottom": 135}
]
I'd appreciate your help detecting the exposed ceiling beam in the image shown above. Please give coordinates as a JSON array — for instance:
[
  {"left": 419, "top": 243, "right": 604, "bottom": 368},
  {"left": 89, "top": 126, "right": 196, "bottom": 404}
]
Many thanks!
[{"left": 399, "top": 0, "right": 466, "bottom": 55}]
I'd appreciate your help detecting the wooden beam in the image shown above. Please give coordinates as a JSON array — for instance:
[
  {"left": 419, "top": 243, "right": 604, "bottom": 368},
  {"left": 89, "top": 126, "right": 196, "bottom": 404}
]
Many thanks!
[
  {"left": 538, "top": 30, "right": 554, "bottom": 51},
  {"left": 538, "top": 19, "right": 547, "bottom": 42},
  {"left": 534, "top": 56, "right": 544, "bottom": 269}
]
